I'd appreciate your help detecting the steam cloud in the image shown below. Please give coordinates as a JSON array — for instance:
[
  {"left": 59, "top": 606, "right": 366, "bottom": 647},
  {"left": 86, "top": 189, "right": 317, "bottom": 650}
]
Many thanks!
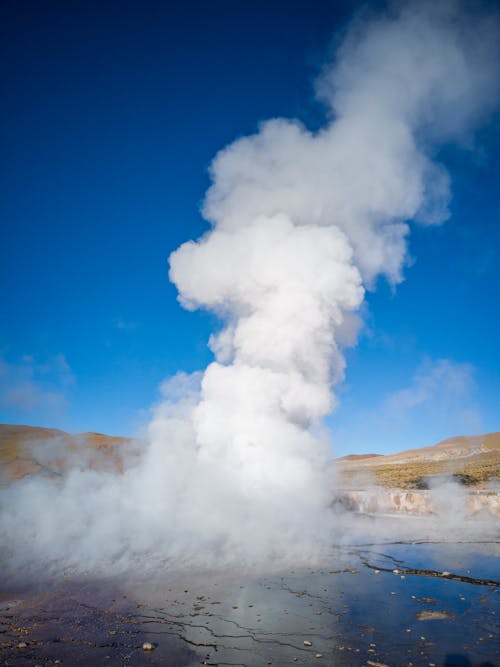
[{"left": 1, "top": 0, "right": 499, "bottom": 574}]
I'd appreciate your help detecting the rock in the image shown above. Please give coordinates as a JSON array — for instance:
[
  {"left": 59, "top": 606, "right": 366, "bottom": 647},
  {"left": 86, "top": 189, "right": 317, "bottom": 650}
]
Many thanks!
[
  {"left": 142, "top": 642, "right": 155, "bottom": 651},
  {"left": 315, "top": 653, "right": 323, "bottom": 658},
  {"left": 303, "top": 640, "right": 312, "bottom": 647},
  {"left": 417, "top": 610, "right": 452, "bottom": 620}
]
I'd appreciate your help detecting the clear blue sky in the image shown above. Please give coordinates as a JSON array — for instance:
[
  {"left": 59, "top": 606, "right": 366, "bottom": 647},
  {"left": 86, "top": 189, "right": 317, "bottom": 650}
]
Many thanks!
[{"left": 1, "top": 0, "right": 498, "bottom": 455}]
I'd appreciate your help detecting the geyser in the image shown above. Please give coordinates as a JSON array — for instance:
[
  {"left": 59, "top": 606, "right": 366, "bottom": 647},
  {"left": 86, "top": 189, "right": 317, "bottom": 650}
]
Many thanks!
[{"left": 1, "top": 0, "right": 498, "bottom": 574}]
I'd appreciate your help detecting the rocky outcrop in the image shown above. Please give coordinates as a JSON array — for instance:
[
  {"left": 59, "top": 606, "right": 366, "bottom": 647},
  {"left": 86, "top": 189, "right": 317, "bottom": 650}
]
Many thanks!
[{"left": 333, "top": 489, "right": 500, "bottom": 517}]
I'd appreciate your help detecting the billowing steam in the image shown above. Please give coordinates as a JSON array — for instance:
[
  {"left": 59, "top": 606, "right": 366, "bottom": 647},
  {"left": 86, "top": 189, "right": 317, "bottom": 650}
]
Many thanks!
[{"left": 1, "top": 0, "right": 498, "bottom": 574}]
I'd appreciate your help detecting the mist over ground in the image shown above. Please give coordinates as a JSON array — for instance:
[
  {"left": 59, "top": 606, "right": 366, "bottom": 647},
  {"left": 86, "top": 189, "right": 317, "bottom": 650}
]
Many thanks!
[{"left": 1, "top": 0, "right": 499, "bottom": 578}]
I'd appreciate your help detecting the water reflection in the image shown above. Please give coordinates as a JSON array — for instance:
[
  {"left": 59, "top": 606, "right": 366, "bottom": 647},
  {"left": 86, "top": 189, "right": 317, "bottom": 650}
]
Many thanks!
[{"left": 0, "top": 541, "right": 498, "bottom": 666}]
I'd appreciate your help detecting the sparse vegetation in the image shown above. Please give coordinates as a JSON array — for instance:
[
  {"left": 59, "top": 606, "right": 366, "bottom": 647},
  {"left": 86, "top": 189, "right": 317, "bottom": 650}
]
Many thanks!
[
  {"left": 2, "top": 424, "right": 499, "bottom": 491},
  {"left": 339, "top": 450, "right": 500, "bottom": 489},
  {"left": 0, "top": 424, "right": 134, "bottom": 483}
]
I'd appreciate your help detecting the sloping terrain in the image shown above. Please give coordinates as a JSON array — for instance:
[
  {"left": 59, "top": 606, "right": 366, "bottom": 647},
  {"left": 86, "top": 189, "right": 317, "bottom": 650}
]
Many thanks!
[
  {"left": 0, "top": 424, "right": 134, "bottom": 483},
  {"left": 336, "top": 432, "right": 500, "bottom": 488},
  {"left": 1, "top": 424, "right": 499, "bottom": 490}
]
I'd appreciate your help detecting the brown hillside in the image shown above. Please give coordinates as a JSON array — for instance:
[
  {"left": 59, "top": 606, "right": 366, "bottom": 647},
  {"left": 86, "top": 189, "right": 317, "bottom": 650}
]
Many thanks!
[
  {"left": 0, "top": 424, "right": 134, "bottom": 483},
  {"left": 336, "top": 432, "right": 500, "bottom": 489},
  {"left": 2, "top": 424, "right": 499, "bottom": 490},
  {"left": 338, "top": 453, "right": 383, "bottom": 461}
]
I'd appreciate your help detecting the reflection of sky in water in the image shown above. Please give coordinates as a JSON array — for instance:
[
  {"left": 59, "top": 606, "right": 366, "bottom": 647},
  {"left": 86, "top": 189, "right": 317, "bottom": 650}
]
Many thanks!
[
  {"left": 1, "top": 542, "right": 498, "bottom": 666},
  {"left": 121, "top": 543, "right": 499, "bottom": 666},
  {"left": 361, "top": 542, "right": 500, "bottom": 581}
]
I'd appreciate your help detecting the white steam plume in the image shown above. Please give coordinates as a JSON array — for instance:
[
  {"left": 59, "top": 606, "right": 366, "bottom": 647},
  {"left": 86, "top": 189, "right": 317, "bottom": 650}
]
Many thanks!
[{"left": 1, "top": 0, "right": 498, "bottom": 574}]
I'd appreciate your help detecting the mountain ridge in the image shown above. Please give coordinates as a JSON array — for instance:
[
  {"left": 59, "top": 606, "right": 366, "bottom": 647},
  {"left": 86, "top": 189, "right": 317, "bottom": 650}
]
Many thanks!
[{"left": 1, "top": 424, "right": 499, "bottom": 488}]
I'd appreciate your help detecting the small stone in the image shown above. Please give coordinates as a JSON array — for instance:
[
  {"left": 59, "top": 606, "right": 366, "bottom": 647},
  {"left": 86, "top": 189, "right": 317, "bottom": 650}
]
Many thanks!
[
  {"left": 303, "top": 640, "right": 312, "bottom": 647},
  {"left": 142, "top": 642, "right": 155, "bottom": 651},
  {"left": 416, "top": 610, "right": 452, "bottom": 621},
  {"left": 315, "top": 654, "right": 323, "bottom": 659},
  {"left": 293, "top": 658, "right": 298, "bottom": 662},
  {"left": 17, "top": 642, "right": 27, "bottom": 649}
]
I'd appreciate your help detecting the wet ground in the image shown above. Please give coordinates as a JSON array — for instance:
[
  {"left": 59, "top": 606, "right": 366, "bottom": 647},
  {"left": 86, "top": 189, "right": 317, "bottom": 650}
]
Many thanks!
[{"left": 1, "top": 540, "right": 498, "bottom": 666}]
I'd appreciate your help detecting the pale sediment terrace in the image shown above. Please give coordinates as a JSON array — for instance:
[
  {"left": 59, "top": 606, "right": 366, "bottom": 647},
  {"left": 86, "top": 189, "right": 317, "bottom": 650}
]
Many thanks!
[{"left": 333, "top": 488, "right": 500, "bottom": 517}]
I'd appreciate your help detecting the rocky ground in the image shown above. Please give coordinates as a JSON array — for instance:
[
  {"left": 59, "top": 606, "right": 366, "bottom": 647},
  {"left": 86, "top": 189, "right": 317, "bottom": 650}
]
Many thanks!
[
  {"left": 1, "top": 539, "right": 498, "bottom": 666},
  {"left": 1, "top": 425, "right": 499, "bottom": 665}
]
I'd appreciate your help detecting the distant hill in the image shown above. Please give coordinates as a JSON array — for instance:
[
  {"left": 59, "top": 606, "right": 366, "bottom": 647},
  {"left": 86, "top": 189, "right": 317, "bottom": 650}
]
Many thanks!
[
  {"left": 336, "top": 432, "right": 500, "bottom": 488},
  {"left": 337, "top": 453, "right": 383, "bottom": 461},
  {"left": 1, "top": 424, "right": 499, "bottom": 489},
  {"left": 0, "top": 424, "right": 135, "bottom": 483}
]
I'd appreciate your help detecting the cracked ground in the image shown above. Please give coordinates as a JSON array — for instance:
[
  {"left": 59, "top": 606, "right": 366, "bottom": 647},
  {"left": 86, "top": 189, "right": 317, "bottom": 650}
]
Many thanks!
[{"left": 1, "top": 541, "right": 498, "bottom": 666}]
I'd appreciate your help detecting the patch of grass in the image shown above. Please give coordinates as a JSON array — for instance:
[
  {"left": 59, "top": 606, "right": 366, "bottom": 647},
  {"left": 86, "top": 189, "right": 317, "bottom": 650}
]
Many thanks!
[{"left": 366, "top": 454, "right": 500, "bottom": 489}]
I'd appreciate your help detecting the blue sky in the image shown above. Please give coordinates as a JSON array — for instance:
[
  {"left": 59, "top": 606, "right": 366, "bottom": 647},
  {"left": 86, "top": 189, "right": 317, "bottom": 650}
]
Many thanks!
[{"left": 1, "top": 0, "right": 498, "bottom": 455}]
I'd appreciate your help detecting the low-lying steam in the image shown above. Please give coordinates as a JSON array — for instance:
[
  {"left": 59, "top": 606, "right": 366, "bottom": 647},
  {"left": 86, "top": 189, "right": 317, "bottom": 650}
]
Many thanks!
[{"left": 1, "top": 0, "right": 498, "bottom": 575}]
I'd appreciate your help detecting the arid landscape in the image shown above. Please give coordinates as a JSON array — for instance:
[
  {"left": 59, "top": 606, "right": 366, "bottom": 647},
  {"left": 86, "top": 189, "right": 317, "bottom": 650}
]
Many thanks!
[
  {"left": 2, "top": 423, "right": 498, "bottom": 492},
  {"left": 0, "top": 424, "right": 135, "bottom": 482},
  {"left": 336, "top": 432, "right": 500, "bottom": 489},
  {"left": 1, "top": 1, "right": 499, "bottom": 663},
  {"left": 1, "top": 423, "right": 499, "bottom": 666}
]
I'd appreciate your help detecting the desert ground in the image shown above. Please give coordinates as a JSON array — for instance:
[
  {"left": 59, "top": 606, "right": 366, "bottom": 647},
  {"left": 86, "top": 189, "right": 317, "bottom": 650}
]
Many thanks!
[{"left": 1, "top": 425, "right": 498, "bottom": 666}]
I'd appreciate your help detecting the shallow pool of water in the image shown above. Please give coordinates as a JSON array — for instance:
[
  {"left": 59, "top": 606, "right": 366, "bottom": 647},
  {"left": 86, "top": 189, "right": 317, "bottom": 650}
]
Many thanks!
[{"left": 1, "top": 540, "right": 498, "bottom": 666}]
